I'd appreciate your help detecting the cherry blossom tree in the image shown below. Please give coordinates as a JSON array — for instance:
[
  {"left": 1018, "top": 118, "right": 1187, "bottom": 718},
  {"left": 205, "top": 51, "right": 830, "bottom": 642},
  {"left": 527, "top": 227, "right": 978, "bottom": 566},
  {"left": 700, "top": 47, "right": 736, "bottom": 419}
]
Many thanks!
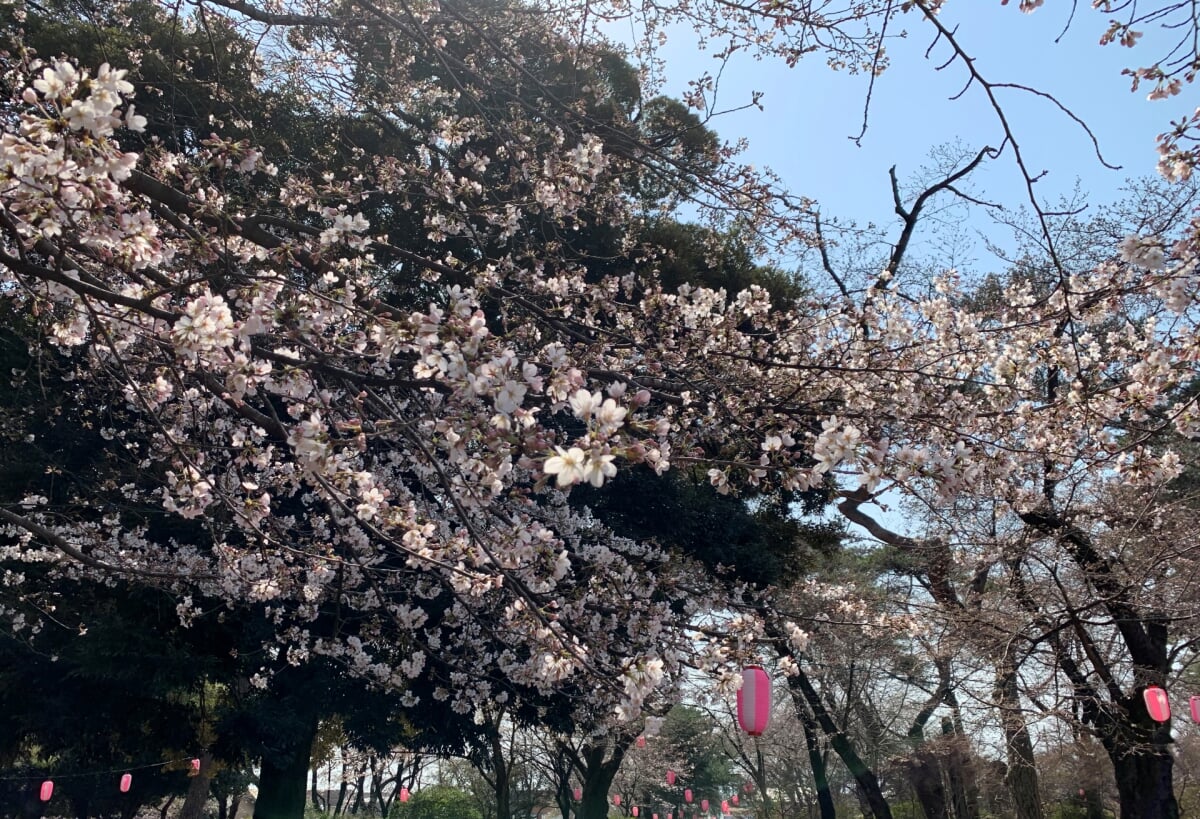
[{"left": 3, "top": 0, "right": 1200, "bottom": 817}]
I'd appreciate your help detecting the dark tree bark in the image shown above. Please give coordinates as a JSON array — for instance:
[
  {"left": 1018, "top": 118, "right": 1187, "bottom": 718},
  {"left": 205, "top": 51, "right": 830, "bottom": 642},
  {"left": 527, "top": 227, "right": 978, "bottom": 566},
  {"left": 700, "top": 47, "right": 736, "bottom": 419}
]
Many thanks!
[
  {"left": 941, "top": 716, "right": 980, "bottom": 819},
  {"left": 547, "top": 741, "right": 576, "bottom": 819},
  {"left": 180, "top": 753, "right": 217, "bottom": 819},
  {"left": 902, "top": 668, "right": 949, "bottom": 819},
  {"left": 1104, "top": 713, "right": 1178, "bottom": 819},
  {"left": 253, "top": 720, "right": 319, "bottom": 819},
  {"left": 1012, "top": 512, "right": 1181, "bottom": 819},
  {"left": 331, "top": 749, "right": 350, "bottom": 811},
  {"left": 943, "top": 693, "right": 981, "bottom": 819},
  {"left": 779, "top": 651, "right": 892, "bottom": 819},
  {"left": 490, "top": 728, "right": 512, "bottom": 819},
  {"left": 310, "top": 767, "right": 324, "bottom": 812},
  {"left": 995, "top": 654, "right": 1044, "bottom": 819},
  {"left": 1005, "top": 538, "right": 1179, "bottom": 819},
  {"left": 568, "top": 740, "right": 627, "bottom": 819},
  {"left": 797, "top": 700, "right": 836, "bottom": 819}
]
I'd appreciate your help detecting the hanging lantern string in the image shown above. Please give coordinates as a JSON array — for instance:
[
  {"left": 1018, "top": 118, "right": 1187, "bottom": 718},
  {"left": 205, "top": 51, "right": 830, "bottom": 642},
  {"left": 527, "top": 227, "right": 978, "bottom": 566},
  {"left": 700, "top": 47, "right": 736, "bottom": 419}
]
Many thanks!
[{"left": 0, "top": 756, "right": 199, "bottom": 781}]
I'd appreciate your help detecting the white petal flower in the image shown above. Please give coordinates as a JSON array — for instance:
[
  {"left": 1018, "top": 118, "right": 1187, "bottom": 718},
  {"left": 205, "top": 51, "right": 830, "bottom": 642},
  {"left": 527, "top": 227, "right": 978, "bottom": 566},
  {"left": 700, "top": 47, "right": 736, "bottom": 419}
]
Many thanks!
[{"left": 544, "top": 446, "right": 587, "bottom": 487}]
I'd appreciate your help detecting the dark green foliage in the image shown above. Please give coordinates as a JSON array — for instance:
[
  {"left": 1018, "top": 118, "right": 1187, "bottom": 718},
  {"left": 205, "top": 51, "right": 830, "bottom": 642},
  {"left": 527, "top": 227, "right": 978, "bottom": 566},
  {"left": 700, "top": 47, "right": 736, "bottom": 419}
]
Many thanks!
[
  {"left": 574, "top": 466, "right": 839, "bottom": 587},
  {"left": 0, "top": 581, "right": 217, "bottom": 819},
  {"left": 635, "top": 220, "right": 805, "bottom": 306},
  {"left": 389, "top": 785, "right": 482, "bottom": 819}
]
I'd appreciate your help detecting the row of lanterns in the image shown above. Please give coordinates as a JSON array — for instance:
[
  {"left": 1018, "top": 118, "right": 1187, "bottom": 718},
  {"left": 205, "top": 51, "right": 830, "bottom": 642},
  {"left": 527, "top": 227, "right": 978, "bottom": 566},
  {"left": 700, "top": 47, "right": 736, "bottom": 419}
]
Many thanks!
[
  {"left": 573, "top": 780, "right": 754, "bottom": 814},
  {"left": 33, "top": 667, "right": 776, "bottom": 809},
  {"left": 36, "top": 760, "right": 202, "bottom": 802}
]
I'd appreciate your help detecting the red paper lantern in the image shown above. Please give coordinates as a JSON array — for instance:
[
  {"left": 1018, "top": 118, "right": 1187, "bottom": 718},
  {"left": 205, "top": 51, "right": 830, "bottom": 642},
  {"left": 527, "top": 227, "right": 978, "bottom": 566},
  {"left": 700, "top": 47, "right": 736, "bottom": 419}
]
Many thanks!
[
  {"left": 40, "top": 781, "right": 54, "bottom": 802},
  {"left": 1144, "top": 686, "right": 1171, "bottom": 722},
  {"left": 1191, "top": 695, "right": 1200, "bottom": 724},
  {"left": 723, "top": 801, "right": 731, "bottom": 814},
  {"left": 636, "top": 735, "right": 646, "bottom": 748},
  {"left": 701, "top": 799, "right": 709, "bottom": 812},
  {"left": 574, "top": 788, "right": 582, "bottom": 802},
  {"left": 633, "top": 808, "right": 640, "bottom": 817},
  {"left": 684, "top": 789, "right": 693, "bottom": 804},
  {"left": 667, "top": 814, "right": 673, "bottom": 819},
  {"left": 666, "top": 770, "right": 676, "bottom": 786},
  {"left": 654, "top": 814, "right": 659, "bottom": 819},
  {"left": 120, "top": 773, "right": 132, "bottom": 793},
  {"left": 189, "top": 758, "right": 201, "bottom": 776},
  {"left": 614, "top": 795, "right": 622, "bottom": 807},
  {"left": 731, "top": 795, "right": 739, "bottom": 806},
  {"left": 737, "top": 665, "right": 771, "bottom": 736},
  {"left": 399, "top": 788, "right": 410, "bottom": 804}
]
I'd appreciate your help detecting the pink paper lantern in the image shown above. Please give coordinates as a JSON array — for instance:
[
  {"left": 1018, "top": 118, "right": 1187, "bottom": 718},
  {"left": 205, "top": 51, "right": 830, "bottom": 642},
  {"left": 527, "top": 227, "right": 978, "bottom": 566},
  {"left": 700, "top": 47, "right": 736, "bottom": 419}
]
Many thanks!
[
  {"left": 743, "top": 782, "right": 754, "bottom": 794},
  {"left": 737, "top": 665, "right": 771, "bottom": 736},
  {"left": 120, "top": 773, "right": 132, "bottom": 793},
  {"left": 636, "top": 735, "right": 646, "bottom": 748},
  {"left": 39, "top": 781, "right": 54, "bottom": 802},
  {"left": 399, "top": 788, "right": 410, "bottom": 804},
  {"left": 701, "top": 799, "right": 709, "bottom": 812},
  {"left": 654, "top": 815, "right": 659, "bottom": 819},
  {"left": 668, "top": 814, "right": 673, "bottom": 819},
  {"left": 731, "top": 795, "right": 739, "bottom": 806},
  {"left": 666, "top": 770, "right": 676, "bottom": 786},
  {"left": 190, "top": 758, "right": 201, "bottom": 776},
  {"left": 721, "top": 801, "right": 730, "bottom": 815},
  {"left": 1190, "top": 695, "right": 1200, "bottom": 723},
  {"left": 1144, "top": 686, "right": 1171, "bottom": 722},
  {"left": 574, "top": 787, "right": 583, "bottom": 802},
  {"left": 684, "top": 789, "right": 693, "bottom": 804},
  {"left": 613, "top": 794, "right": 622, "bottom": 807},
  {"left": 633, "top": 808, "right": 640, "bottom": 817},
  {"left": 1079, "top": 789, "right": 1086, "bottom": 797}
]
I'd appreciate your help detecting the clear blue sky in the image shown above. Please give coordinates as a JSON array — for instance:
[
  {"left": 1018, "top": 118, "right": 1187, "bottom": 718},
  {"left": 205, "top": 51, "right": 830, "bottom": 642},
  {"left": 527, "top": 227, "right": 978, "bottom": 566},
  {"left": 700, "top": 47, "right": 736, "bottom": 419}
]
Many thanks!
[{"left": 636, "top": 2, "right": 1180, "bottom": 270}]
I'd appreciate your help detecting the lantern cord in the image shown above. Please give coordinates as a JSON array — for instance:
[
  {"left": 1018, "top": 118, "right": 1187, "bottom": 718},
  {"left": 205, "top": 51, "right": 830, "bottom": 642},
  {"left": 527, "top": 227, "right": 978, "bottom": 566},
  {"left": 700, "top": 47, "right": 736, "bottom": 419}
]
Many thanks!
[{"left": 0, "top": 757, "right": 198, "bottom": 781}]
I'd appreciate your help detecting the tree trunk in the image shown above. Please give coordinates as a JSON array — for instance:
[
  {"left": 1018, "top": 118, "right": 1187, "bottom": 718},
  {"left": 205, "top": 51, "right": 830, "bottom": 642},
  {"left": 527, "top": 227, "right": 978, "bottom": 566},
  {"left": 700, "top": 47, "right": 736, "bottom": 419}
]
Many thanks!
[
  {"left": 574, "top": 744, "right": 624, "bottom": 819},
  {"left": 793, "top": 666, "right": 892, "bottom": 819},
  {"left": 1108, "top": 729, "right": 1178, "bottom": 819},
  {"left": 254, "top": 721, "right": 319, "bottom": 819},
  {"left": 943, "top": 732, "right": 978, "bottom": 819},
  {"left": 333, "top": 777, "right": 348, "bottom": 817},
  {"left": 576, "top": 775, "right": 618, "bottom": 819},
  {"left": 943, "top": 700, "right": 981, "bottom": 819},
  {"left": 310, "top": 767, "right": 324, "bottom": 812},
  {"left": 797, "top": 704, "right": 836, "bottom": 819},
  {"left": 231, "top": 795, "right": 243, "bottom": 819},
  {"left": 907, "top": 748, "right": 947, "bottom": 819},
  {"left": 119, "top": 796, "right": 142, "bottom": 819},
  {"left": 767, "top": 623, "right": 892, "bottom": 819},
  {"left": 995, "top": 660, "right": 1043, "bottom": 819},
  {"left": 903, "top": 669, "right": 950, "bottom": 819},
  {"left": 180, "top": 753, "right": 217, "bottom": 819},
  {"left": 490, "top": 726, "right": 512, "bottom": 819}
]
